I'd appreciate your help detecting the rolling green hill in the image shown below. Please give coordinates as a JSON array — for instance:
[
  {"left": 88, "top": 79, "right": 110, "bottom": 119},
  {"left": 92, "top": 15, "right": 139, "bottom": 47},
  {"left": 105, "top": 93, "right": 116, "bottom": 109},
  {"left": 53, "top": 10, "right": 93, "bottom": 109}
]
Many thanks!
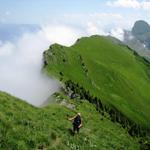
[
  {"left": 0, "top": 91, "right": 140, "bottom": 150},
  {"left": 43, "top": 35, "right": 150, "bottom": 131}
]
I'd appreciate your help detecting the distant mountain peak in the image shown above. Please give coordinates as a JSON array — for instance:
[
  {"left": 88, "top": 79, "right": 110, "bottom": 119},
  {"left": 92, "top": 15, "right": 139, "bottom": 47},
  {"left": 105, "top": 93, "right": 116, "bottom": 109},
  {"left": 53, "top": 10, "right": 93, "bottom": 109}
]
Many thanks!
[
  {"left": 130, "top": 20, "right": 150, "bottom": 49},
  {"left": 132, "top": 20, "right": 150, "bottom": 36}
]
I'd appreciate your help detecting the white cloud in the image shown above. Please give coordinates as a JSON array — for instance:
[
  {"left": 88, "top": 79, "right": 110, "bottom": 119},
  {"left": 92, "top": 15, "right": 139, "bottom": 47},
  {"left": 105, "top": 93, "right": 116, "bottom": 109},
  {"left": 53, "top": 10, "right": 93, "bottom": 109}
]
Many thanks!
[
  {"left": 41, "top": 24, "right": 82, "bottom": 46},
  {"left": 0, "top": 42, "right": 15, "bottom": 57},
  {"left": 62, "top": 12, "right": 123, "bottom": 28},
  {"left": 89, "top": 12, "right": 123, "bottom": 19},
  {"left": 0, "top": 24, "right": 83, "bottom": 106},
  {"left": 86, "top": 22, "right": 108, "bottom": 35},
  {"left": 62, "top": 11, "right": 148, "bottom": 34},
  {"left": 62, "top": 12, "right": 125, "bottom": 36},
  {"left": 107, "top": 0, "right": 150, "bottom": 10},
  {"left": 142, "top": 1, "right": 150, "bottom": 10},
  {"left": 110, "top": 28, "right": 124, "bottom": 40},
  {"left": 107, "top": 0, "right": 140, "bottom": 8}
]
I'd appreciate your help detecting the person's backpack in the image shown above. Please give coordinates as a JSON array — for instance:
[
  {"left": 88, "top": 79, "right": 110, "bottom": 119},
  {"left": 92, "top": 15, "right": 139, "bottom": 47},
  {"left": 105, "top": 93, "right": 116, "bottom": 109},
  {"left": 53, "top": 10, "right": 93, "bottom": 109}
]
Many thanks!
[{"left": 73, "top": 115, "right": 81, "bottom": 126}]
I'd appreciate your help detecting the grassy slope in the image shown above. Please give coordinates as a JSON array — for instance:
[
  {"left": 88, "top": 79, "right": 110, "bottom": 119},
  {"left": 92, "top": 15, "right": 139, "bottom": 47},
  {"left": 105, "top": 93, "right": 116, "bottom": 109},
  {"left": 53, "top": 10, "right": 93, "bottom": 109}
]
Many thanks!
[
  {"left": 0, "top": 91, "right": 140, "bottom": 150},
  {"left": 44, "top": 35, "right": 150, "bottom": 129}
]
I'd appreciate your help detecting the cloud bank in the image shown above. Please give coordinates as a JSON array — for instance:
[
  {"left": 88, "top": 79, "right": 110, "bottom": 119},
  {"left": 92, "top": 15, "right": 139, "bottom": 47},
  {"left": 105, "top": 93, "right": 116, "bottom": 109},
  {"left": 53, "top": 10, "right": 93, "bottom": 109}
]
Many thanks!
[
  {"left": 0, "top": 24, "right": 83, "bottom": 106},
  {"left": 107, "top": 0, "right": 150, "bottom": 10}
]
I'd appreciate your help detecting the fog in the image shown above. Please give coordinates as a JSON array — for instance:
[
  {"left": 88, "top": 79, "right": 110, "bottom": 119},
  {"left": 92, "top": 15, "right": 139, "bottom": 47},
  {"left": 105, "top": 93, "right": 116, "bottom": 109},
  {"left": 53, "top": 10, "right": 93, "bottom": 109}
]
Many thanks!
[{"left": 0, "top": 24, "right": 83, "bottom": 106}]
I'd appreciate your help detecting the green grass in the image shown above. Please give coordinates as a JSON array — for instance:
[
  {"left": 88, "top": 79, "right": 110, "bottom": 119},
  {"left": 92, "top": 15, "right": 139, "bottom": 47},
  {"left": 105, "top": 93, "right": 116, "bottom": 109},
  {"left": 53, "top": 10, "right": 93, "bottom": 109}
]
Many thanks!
[
  {"left": 44, "top": 35, "right": 150, "bottom": 129},
  {"left": 0, "top": 91, "right": 140, "bottom": 150},
  {"left": 1, "top": 35, "right": 149, "bottom": 149}
]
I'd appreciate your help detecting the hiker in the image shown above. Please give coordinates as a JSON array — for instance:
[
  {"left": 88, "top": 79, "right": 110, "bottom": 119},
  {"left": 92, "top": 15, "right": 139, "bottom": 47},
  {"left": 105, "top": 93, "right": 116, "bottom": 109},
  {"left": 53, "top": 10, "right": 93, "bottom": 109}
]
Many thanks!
[{"left": 68, "top": 113, "right": 82, "bottom": 134}]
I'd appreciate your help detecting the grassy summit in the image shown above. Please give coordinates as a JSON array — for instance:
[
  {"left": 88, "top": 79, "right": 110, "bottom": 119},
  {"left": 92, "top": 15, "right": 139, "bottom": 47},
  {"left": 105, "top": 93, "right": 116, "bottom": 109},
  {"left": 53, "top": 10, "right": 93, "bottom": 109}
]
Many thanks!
[
  {"left": 43, "top": 35, "right": 150, "bottom": 129},
  {"left": 0, "top": 91, "right": 140, "bottom": 150}
]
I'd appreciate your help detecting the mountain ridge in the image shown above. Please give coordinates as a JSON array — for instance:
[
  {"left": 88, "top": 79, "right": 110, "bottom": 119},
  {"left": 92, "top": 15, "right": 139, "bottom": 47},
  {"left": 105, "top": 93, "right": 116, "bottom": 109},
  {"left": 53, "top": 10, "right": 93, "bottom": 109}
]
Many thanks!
[{"left": 43, "top": 35, "right": 150, "bottom": 129}]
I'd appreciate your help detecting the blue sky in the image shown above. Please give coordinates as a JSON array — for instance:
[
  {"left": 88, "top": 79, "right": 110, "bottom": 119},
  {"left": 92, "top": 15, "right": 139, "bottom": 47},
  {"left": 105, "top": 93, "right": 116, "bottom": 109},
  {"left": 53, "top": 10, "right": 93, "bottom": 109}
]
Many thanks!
[
  {"left": 0, "top": 0, "right": 150, "bottom": 25},
  {"left": 0, "top": 0, "right": 105, "bottom": 24}
]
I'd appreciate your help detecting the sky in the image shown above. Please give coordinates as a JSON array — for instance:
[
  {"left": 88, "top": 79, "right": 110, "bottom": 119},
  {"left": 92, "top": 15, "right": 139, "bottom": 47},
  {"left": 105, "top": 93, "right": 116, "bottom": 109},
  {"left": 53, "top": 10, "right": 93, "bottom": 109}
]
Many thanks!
[
  {"left": 0, "top": 0, "right": 150, "bottom": 25},
  {"left": 1, "top": 0, "right": 150, "bottom": 38},
  {"left": 0, "top": 0, "right": 150, "bottom": 106},
  {"left": 0, "top": 0, "right": 108, "bottom": 24}
]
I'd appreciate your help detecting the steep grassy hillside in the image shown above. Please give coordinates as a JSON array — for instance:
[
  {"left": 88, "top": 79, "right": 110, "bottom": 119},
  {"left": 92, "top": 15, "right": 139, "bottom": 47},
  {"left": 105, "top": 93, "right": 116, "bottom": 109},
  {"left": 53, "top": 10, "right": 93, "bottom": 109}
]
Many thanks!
[
  {"left": 0, "top": 91, "right": 140, "bottom": 150},
  {"left": 43, "top": 35, "right": 150, "bottom": 130}
]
